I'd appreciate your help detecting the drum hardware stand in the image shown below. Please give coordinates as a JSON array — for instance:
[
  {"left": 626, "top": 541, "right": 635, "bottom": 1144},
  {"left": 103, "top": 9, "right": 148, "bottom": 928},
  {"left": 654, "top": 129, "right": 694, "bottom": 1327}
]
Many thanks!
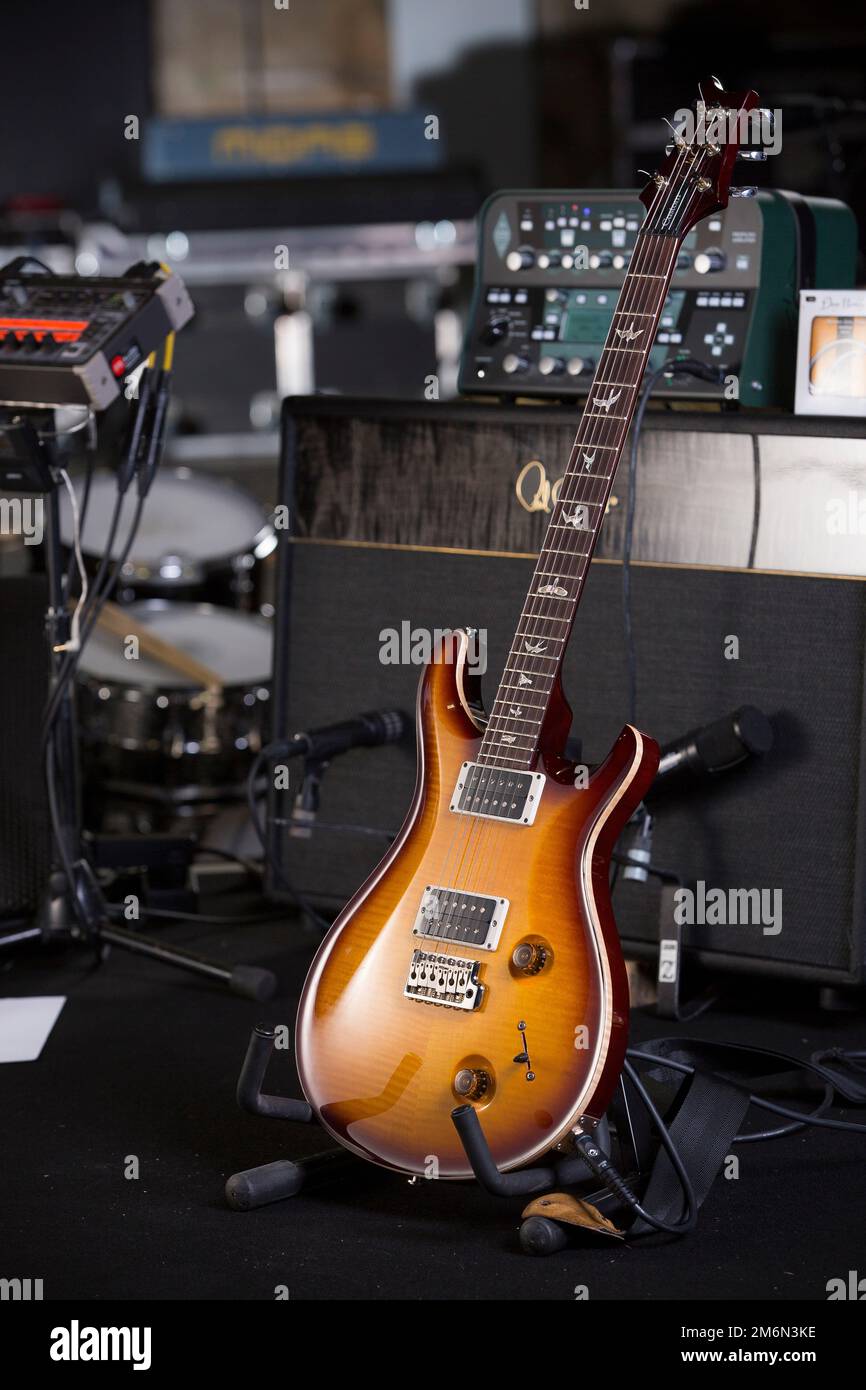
[
  {"left": 225, "top": 1023, "right": 649, "bottom": 1254},
  {"left": 3, "top": 414, "right": 276, "bottom": 1002}
]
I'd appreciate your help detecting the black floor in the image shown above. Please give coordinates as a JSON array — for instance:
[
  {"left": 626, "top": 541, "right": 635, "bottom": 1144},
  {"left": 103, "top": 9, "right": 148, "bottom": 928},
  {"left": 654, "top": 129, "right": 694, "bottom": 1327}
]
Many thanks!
[{"left": 2, "top": 910, "right": 864, "bottom": 1301}]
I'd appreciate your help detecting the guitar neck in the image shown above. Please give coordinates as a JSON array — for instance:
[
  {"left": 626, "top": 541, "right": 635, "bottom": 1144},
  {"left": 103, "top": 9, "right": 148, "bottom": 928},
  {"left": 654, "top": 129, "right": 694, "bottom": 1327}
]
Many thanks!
[{"left": 478, "top": 227, "right": 683, "bottom": 770}]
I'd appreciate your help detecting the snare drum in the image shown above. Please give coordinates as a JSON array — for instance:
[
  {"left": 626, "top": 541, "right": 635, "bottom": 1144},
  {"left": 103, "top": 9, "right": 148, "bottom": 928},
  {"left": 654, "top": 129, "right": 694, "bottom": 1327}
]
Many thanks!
[
  {"left": 77, "top": 601, "right": 272, "bottom": 822},
  {"left": 61, "top": 467, "right": 275, "bottom": 609}
]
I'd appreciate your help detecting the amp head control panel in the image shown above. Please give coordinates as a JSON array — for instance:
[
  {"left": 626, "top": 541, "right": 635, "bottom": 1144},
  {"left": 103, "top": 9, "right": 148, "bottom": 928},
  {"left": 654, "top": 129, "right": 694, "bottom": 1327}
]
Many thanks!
[{"left": 459, "top": 188, "right": 857, "bottom": 408}]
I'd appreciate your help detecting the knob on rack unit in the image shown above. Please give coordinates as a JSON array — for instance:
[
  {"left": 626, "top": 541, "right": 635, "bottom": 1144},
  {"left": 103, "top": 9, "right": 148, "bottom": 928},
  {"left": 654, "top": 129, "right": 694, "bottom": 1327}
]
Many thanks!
[{"left": 458, "top": 187, "right": 856, "bottom": 408}]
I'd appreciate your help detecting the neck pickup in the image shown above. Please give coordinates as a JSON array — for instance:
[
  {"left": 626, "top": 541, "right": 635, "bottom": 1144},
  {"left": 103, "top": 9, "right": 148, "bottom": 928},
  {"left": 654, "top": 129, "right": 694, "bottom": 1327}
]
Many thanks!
[{"left": 450, "top": 761, "right": 546, "bottom": 825}]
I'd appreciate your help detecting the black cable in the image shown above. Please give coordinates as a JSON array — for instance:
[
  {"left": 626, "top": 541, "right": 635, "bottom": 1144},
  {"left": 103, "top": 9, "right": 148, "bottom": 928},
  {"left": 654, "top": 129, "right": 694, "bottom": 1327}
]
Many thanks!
[
  {"left": 44, "top": 735, "right": 80, "bottom": 909},
  {"left": 246, "top": 746, "right": 332, "bottom": 933},
  {"left": 627, "top": 1046, "right": 866, "bottom": 1138},
  {"left": 574, "top": 1057, "right": 698, "bottom": 1235},
  {"left": 41, "top": 492, "right": 145, "bottom": 742},
  {"left": 42, "top": 365, "right": 159, "bottom": 741}
]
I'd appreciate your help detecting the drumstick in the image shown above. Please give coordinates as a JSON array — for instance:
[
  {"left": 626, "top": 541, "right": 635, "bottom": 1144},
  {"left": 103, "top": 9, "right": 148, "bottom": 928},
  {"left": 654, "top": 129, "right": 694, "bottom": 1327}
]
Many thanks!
[{"left": 95, "top": 600, "right": 224, "bottom": 694}]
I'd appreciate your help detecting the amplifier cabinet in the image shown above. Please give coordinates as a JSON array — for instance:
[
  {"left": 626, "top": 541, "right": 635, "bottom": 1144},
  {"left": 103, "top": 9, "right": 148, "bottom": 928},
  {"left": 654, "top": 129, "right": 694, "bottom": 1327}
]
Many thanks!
[{"left": 269, "top": 398, "right": 866, "bottom": 985}]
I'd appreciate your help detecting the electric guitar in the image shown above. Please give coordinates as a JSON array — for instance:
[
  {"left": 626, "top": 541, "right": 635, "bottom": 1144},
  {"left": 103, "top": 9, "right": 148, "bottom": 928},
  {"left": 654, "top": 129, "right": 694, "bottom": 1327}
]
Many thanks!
[{"left": 296, "top": 77, "right": 759, "bottom": 1178}]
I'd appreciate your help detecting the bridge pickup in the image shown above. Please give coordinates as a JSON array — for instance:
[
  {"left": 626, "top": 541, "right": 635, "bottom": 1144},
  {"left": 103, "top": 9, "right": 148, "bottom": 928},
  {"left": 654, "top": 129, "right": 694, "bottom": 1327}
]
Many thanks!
[
  {"left": 404, "top": 949, "right": 484, "bottom": 1010},
  {"left": 450, "top": 762, "right": 545, "bottom": 826},
  {"left": 413, "top": 886, "right": 508, "bottom": 952}
]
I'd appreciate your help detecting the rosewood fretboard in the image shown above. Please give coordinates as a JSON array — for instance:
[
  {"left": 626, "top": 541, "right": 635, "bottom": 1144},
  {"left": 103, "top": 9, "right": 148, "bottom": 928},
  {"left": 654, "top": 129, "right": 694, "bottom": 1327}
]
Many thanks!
[{"left": 477, "top": 227, "right": 682, "bottom": 769}]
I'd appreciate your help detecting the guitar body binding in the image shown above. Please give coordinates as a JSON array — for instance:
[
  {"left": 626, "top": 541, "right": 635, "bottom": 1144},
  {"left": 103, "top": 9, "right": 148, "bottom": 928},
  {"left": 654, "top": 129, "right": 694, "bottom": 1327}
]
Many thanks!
[{"left": 295, "top": 630, "right": 658, "bottom": 1178}]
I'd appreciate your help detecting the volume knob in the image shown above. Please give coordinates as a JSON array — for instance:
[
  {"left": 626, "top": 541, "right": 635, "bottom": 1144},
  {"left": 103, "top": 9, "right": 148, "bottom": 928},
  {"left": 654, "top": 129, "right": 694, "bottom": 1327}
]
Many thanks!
[
  {"left": 502, "top": 353, "right": 530, "bottom": 375},
  {"left": 538, "top": 355, "right": 565, "bottom": 376},
  {"left": 512, "top": 941, "right": 548, "bottom": 975},
  {"left": 481, "top": 315, "right": 510, "bottom": 346},
  {"left": 505, "top": 246, "right": 535, "bottom": 272},
  {"left": 454, "top": 1067, "right": 490, "bottom": 1101},
  {"left": 694, "top": 249, "right": 726, "bottom": 275}
]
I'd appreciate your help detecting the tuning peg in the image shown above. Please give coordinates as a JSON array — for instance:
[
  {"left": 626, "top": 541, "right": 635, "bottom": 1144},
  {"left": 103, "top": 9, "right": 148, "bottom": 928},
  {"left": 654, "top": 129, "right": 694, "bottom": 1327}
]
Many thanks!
[{"left": 730, "top": 186, "right": 758, "bottom": 198}]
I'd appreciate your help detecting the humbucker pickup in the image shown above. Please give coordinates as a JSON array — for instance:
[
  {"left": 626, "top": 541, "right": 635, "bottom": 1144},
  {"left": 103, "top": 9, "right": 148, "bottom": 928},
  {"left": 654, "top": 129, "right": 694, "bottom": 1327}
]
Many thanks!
[
  {"left": 450, "top": 762, "right": 545, "bottom": 825},
  {"left": 404, "top": 949, "right": 483, "bottom": 1010},
  {"left": 413, "top": 886, "right": 508, "bottom": 951}
]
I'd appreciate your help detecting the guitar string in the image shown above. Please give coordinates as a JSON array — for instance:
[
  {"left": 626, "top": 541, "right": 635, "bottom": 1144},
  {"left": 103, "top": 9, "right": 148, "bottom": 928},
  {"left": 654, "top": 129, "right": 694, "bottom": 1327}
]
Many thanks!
[
  {"left": 462, "top": 151, "right": 713, "bottom": 909},
  {"left": 448, "top": 144, "right": 714, "bottom": 923},
  {"left": 431, "top": 149, "right": 699, "bottom": 943},
  {"left": 477, "top": 147, "right": 711, "bottom": 762},
  {"left": 458, "top": 203, "right": 693, "bottom": 911},
  {"left": 425, "top": 149, "right": 701, "bottom": 946}
]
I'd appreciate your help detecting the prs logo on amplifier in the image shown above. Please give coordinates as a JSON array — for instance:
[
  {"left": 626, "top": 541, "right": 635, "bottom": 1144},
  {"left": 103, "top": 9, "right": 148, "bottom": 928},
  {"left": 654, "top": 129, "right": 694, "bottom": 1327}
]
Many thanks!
[{"left": 515, "top": 457, "right": 619, "bottom": 517}]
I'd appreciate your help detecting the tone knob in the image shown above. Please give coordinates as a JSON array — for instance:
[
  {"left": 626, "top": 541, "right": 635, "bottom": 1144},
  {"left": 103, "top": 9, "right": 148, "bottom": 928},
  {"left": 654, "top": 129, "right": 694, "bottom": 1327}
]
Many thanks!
[
  {"left": 589, "top": 251, "right": 613, "bottom": 270},
  {"left": 676, "top": 251, "right": 692, "bottom": 270},
  {"left": 566, "top": 355, "right": 587, "bottom": 376},
  {"left": 512, "top": 941, "right": 548, "bottom": 975},
  {"left": 505, "top": 246, "right": 535, "bottom": 272},
  {"left": 538, "top": 355, "right": 565, "bottom": 376},
  {"left": 694, "top": 249, "right": 726, "bottom": 275},
  {"left": 454, "top": 1067, "right": 490, "bottom": 1100},
  {"left": 502, "top": 353, "right": 530, "bottom": 375},
  {"left": 545, "top": 287, "right": 567, "bottom": 304},
  {"left": 481, "top": 315, "right": 510, "bottom": 346}
]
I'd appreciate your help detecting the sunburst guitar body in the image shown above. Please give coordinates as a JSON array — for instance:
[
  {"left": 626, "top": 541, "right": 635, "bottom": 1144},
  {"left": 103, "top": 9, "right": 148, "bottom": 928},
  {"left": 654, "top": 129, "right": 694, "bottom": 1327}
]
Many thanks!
[{"left": 296, "top": 634, "right": 657, "bottom": 1176}]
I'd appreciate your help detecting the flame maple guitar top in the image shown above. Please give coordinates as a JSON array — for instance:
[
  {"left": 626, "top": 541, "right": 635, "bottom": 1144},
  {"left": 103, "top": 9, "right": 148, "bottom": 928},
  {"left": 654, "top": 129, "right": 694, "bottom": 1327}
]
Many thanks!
[{"left": 296, "top": 636, "right": 658, "bottom": 1178}]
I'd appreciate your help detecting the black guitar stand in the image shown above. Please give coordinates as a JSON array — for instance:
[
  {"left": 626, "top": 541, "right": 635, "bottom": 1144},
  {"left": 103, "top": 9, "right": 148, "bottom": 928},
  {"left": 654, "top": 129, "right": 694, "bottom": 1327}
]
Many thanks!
[{"left": 226, "top": 1023, "right": 654, "bottom": 1254}]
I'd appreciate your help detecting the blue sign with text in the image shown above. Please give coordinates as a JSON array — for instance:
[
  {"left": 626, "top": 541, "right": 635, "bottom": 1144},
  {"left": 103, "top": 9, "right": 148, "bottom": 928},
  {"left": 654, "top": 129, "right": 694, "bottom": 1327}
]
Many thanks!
[{"left": 142, "top": 111, "right": 443, "bottom": 182}]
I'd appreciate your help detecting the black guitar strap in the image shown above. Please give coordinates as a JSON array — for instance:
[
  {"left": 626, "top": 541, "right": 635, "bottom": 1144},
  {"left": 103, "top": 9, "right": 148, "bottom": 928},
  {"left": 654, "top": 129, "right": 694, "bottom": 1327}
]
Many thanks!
[{"left": 628, "top": 1036, "right": 861, "bottom": 1236}]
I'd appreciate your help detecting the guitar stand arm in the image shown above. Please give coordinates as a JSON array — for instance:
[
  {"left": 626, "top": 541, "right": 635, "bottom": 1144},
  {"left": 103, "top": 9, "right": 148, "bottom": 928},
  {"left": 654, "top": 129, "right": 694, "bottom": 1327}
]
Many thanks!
[
  {"left": 237, "top": 1024, "right": 314, "bottom": 1122},
  {"left": 227, "top": 1025, "right": 370, "bottom": 1210},
  {"left": 451, "top": 1104, "right": 590, "bottom": 1196}
]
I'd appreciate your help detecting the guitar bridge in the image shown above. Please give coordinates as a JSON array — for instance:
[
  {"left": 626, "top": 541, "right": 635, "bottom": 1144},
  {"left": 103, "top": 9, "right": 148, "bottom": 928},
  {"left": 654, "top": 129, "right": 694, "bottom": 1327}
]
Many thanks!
[{"left": 404, "top": 949, "right": 484, "bottom": 1010}]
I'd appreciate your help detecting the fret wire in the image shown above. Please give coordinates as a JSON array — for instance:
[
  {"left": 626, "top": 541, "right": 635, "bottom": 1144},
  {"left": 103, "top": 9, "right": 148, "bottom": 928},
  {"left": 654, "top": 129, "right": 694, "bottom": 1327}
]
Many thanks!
[{"left": 480, "top": 229, "right": 680, "bottom": 764}]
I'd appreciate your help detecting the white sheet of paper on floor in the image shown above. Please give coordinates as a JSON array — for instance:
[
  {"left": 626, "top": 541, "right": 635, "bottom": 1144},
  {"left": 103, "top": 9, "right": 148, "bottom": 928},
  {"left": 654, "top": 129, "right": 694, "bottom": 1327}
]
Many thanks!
[{"left": 0, "top": 997, "right": 66, "bottom": 1063}]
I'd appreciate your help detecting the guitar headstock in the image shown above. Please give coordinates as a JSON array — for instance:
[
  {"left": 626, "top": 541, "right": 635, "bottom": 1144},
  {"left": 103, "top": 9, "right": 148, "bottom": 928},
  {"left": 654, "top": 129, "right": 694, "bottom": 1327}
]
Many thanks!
[{"left": 639, "top": 75, "right": 760, "bottom": 238}]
